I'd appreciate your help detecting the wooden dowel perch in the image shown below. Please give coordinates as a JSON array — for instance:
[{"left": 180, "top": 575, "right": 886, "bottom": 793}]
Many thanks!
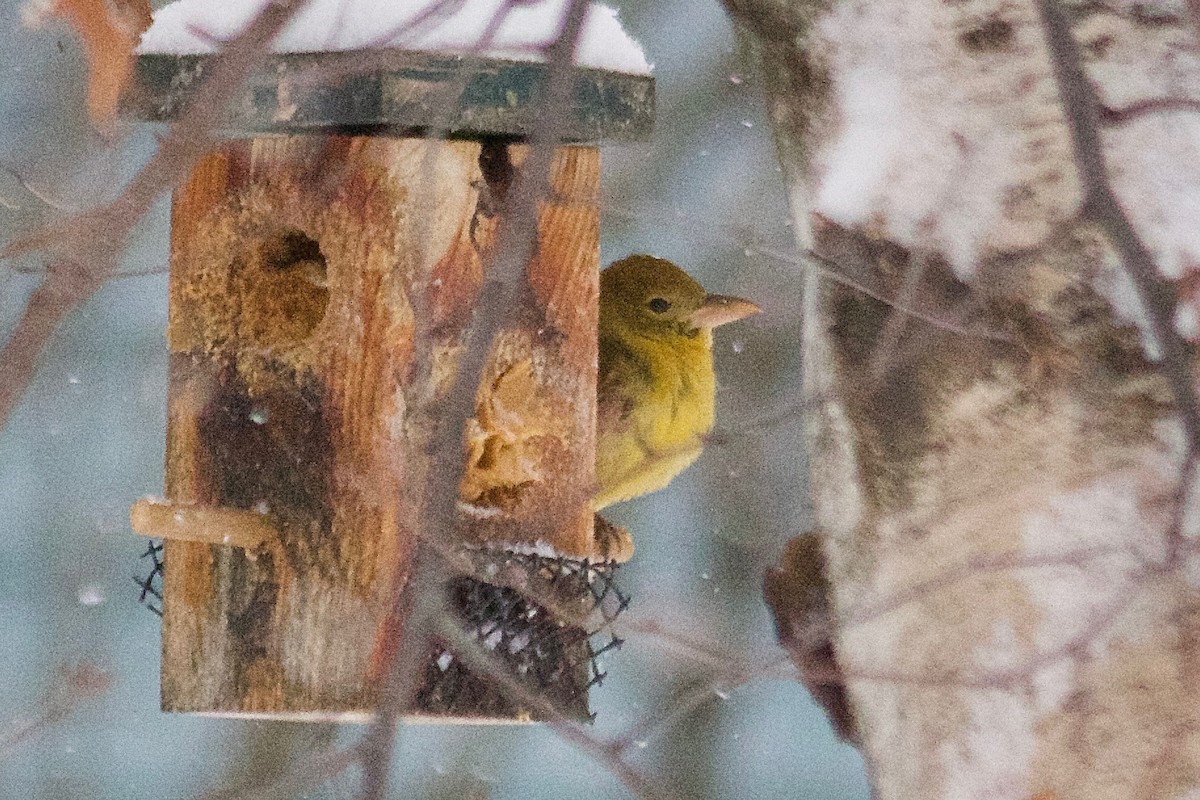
[{"left": 130, "top": 498, "right": 278, "bottom": 550}]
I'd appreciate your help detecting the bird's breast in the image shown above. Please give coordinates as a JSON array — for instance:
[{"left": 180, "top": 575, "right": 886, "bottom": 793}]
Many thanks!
[
  {"left": 628, "top": 334, "right": 716, "bottom": 450},
  {"left": 593, "top": 328, "right": 718, "bottom": 509}
]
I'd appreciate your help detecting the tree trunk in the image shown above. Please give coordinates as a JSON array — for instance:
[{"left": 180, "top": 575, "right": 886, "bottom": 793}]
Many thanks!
[{"left": 736, "top": 1, "right": 1200, "bottom": 798}]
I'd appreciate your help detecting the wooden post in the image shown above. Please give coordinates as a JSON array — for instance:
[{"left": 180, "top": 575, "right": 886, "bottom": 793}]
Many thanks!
[{"left": 124, "top": 53, "right": 652, "bottom": 721}]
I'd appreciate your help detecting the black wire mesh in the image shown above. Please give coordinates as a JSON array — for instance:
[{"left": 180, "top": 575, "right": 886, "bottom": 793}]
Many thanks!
[
  {"left": 134, "top": 540, "right": 165, "bottom": 617},
  {"left": 135, "top": 540, "right": 628, "bottom": 721},
  {"left": 417, "top": 549, "right": 628, "bottom": 722}
]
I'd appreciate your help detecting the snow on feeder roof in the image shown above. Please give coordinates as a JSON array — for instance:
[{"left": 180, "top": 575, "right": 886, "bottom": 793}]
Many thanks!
[
  {"left": 138, "top": 0, "right": 651, "bottom": 76},
  {"left": 124, "top": 0, "right": 653, "bottom": 140}
]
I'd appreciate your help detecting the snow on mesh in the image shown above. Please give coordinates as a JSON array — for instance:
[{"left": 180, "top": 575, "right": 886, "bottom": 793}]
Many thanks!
[{"left": 137, "top": 0, "right": 652, "bottom": 75}]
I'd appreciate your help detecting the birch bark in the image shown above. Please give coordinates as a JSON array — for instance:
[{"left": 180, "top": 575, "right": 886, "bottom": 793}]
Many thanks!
[{"left": 737, "top": 2, "right": 1200, "bottom": 797}]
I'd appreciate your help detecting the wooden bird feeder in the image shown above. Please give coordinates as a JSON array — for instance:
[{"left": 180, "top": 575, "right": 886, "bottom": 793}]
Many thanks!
[{"left": 123, "top": 41, "right": 652, "bottom": 722}]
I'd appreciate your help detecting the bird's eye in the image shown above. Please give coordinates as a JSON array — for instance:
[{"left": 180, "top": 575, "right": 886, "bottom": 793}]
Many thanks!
[{"left": 648, "top": 297, "right": 671, "bottom": 313}]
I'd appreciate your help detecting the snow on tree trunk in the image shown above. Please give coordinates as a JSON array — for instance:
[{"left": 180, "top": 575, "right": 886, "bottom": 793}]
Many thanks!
[{"left": 734, "top": 1, "right": 1200, "bottom": 798}]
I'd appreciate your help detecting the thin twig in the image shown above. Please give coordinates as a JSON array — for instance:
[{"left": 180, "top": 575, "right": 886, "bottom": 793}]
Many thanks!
[
  {"left": 436, "top": 619, "right": 672, "bottom": 800},
  {"left": 0, "top": 0, "right": 312, "bottom": 432},
  {"left": 844, "top": 543, "right": 1137, "bottom": 626},
  {"left": 0, "top": 261, "right": 105, "bottom": 425},
  {"left": 705, "top": 396, "right": 812, "bottom": 446},
  {"left": 865, "top": 253, "right": 930, "bottom": 387},
  {"left": 622, "top": 618, "right": 740, "bottom": 672},
  {"left": 1100, "top": 97, "right": 1200, "bottom": 126},
  {"left": 760, "top": 243, "right": 1013, "bottom": 343},
  {"left": 1036, "top": 0, "right": 1200, "bottom": 449},
  {"left": 607, "top": 651, "right": 795, "bottom": 757},
  {"left": 0, "top": 163, "right": 79, "bottom": 212},
  {"left": 1036, "top": 0, "right": 1200, "bottom": 577},
  {"left": 356, "top": 3, "right": 597, "bottom": 799},
  {"left": 192, "top": 744, "right": 360, "bottom": 800},
  {"left": 5, "top": 261, "right": 167, "bottom": 278},
  {"left": 0, "top": 664, "right": 110, "bottom": 762},
  {"left": 813, "top": 565, "right": 1154, "bottom": 693},
  {"left": 1165, "top": 452, "right": 1198, "bottom": 569},
  {"left": 362, "top": 0, "right": 468, "bottom": 50}
]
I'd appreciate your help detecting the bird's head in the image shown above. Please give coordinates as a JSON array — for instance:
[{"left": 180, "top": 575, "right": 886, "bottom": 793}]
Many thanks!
[{"left": 600, "top": 254, "right": 759, "bottom": 340}]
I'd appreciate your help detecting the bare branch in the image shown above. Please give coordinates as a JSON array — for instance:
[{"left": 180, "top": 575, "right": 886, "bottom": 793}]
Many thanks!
[
  {"left": 1100, "top": 97, "right": 1200, "bottom": 126},
  {"left": 606, "top": 635, "right": 795, "bottom": 758},
  {"left": 356, "top": 3, "right": 599, "bottom": 798},
  {"left": 1035, "top": 0, "right": 1200, "bottom": 454},
  {"left": 434, "top": 618, "right": 673, "bottom": 800},
  {"left": 191, "top": 744, "right": 360, "bottom": 800},
  {"left": 865, "top": 253, "right": 931, "bottom": 388},
  {"left": 0, "top": 162, "right": 80, "bottom": 212},
  {"left": 844, "top": 543, "right": 1137, "bottom": 627},
  {"left": 772, "top": 244, "right": 1014, "bottom": 344},
  {"left": 0, "top": 0, "right": 311, "bottom": 432},
  {"left": 0, "top": 663, "right": 110, "bottom": 761},
  {"left": 801, "top": 565, "right": 1153, "bottom": 695}
]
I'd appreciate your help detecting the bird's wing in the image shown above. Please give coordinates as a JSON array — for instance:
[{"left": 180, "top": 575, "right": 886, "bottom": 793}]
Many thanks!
[{"left": 597, "top": 330, "right": 651, "bottom": 430}]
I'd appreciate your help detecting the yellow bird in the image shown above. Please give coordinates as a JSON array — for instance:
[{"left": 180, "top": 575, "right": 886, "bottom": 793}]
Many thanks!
[{"left": 594, "top": 255, "right": 760, "bottom": 510}]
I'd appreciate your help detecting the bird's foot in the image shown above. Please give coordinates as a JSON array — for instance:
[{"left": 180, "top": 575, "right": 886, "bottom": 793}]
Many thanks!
[{"left": 593, "top": 513, "right": 635, "bottom": 562}]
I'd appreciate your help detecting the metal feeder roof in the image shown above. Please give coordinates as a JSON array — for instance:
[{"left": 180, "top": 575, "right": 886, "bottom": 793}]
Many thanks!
[{"left": 121, "top": 49, "right": 654, "bottom": 140}]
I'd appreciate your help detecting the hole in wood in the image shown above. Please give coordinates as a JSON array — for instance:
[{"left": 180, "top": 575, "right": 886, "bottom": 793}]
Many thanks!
[
  {"left": 478, "top": 140, "right": 514, "bottom": 209},
  {"left": 239, "top": 227, "right": 329, "bottom": 346},
  {"left": 461, "top": 359, "right": 569, "bottom": 512}
]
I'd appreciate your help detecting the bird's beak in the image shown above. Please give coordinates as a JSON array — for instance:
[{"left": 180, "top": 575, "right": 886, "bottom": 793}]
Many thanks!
[{"left": 689, "top": 294, "right": 760, "bottom": 329}]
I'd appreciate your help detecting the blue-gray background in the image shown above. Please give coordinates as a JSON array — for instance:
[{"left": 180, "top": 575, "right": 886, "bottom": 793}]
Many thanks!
[{"left": 0, "top": 1, "right": 869, "bottom": 797}]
